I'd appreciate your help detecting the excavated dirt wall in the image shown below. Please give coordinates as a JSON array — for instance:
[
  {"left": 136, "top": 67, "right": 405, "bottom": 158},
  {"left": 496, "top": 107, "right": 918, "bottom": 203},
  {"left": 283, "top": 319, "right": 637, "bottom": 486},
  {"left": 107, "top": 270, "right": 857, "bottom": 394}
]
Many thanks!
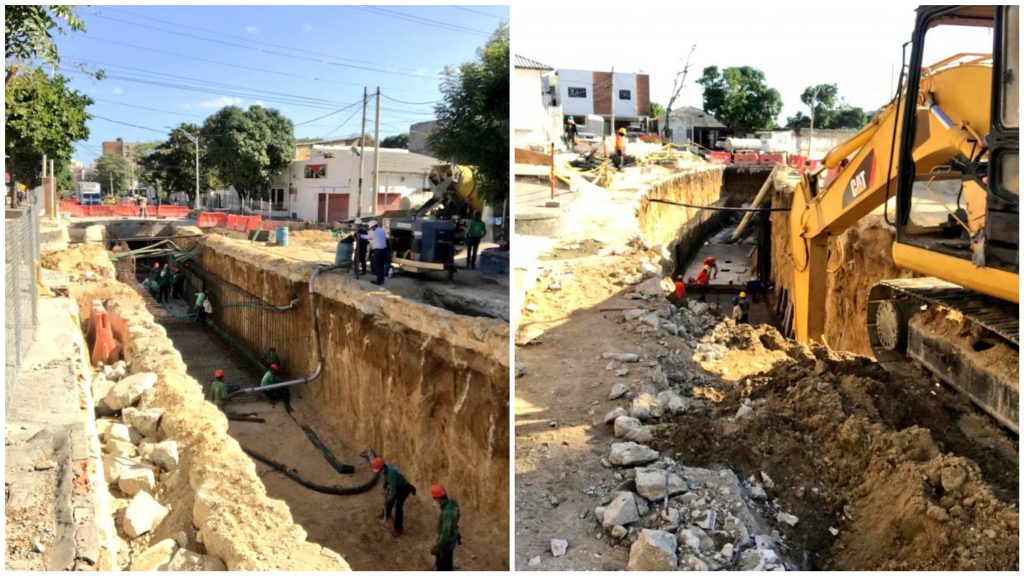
[
  {"left": 63, "top": 252, "right": 349, "bottom": 570},
  {"left": 196, "top": 235, "right": 510, "bottom": 537},
  {"left": 636, "top": 166, "right": 728, "bottom": 270},
  {"left": 770, "top": 175, "right": 913, "bottom": 354}
]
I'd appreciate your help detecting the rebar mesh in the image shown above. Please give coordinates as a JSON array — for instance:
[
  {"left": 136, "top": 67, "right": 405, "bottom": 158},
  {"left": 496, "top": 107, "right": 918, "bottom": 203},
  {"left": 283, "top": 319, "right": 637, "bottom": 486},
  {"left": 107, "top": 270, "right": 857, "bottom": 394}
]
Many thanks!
[{"left": 5, "top": 204, "right": 40, "bottom": 417}]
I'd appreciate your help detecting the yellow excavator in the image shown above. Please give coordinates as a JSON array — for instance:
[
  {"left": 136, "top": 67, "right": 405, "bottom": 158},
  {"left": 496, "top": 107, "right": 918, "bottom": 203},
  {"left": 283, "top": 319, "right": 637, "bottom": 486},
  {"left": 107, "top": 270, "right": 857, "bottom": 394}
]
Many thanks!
[{"left": 788, "top": 5, "right": 1018, "bottom": 431}]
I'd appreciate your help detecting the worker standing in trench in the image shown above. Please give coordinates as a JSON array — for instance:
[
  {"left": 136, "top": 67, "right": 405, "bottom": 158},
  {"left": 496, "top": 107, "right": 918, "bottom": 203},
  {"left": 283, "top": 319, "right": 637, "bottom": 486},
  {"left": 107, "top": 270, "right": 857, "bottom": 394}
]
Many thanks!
[
  {"left": 208, "top": 369, "right": 229, "bottom": 409},
  {"left": 371, "top": 457, "right": 416, "bottom": 535},
  {"left": 430, "top": 483, "right": 460, "bottom": 571},
  {"left": 695, "top": 264, "right": 711, "bottom": 302}
]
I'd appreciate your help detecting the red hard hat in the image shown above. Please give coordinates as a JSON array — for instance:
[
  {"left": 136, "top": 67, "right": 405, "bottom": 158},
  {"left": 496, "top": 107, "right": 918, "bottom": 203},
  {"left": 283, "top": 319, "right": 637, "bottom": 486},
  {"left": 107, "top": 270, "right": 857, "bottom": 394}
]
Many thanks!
[
  {"left": 270, "top": 363, "right": 279, "bottom": 371},
  {"left": 153, "top": 262, "right": 160, "bottom": 268},
  {"left": 430, "top": 484, "right": 447, "bottom": 499},
  {"left": 215, "top": 369, "right": 224, "bottom": 378},
  {"left": 371, "top": 457, "right": 384, "bottom": 473}
]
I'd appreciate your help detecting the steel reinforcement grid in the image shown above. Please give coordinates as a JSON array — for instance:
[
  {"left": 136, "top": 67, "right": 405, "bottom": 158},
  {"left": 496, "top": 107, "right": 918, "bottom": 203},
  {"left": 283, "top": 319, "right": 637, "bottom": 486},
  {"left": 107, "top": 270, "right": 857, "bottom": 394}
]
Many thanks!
[{"left": 5, "top": 201, "right": 41, "bottom": 417}]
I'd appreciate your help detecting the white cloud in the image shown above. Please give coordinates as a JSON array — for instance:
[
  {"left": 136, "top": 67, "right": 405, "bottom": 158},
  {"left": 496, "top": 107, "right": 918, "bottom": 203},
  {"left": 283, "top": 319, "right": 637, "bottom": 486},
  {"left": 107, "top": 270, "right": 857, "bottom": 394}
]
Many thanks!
[
  {"left": 245, "top": 26, "right": 261, "bottom": 35},
  {"left": 253, "top": 100, "right": 265, "bottom": 107},
  {"left": 302, "top": 23, "right": 313, "bottom": 33},
  {"left": 111, "top": 86, "right": 123, "bottom": 95},
  {"left": 197, "top": 96, "right": 243, "bottom": 109}
]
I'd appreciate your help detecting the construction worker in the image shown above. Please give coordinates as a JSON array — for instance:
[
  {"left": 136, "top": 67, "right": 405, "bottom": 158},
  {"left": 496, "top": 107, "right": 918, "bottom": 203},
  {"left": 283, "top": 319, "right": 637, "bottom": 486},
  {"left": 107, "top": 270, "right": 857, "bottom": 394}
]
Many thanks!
[
  {"left": 208, "top": 369, "right": 229, "bottom": 408},
  {"left": 695, "top": 264, "right": 711, "bottom": 302},
  {"left": 145, "top": 262, "right": 161, "bottom": 297},
  {"left": 261, "top": 363, "right": 287, "bottom": 403},
  {"left": 193, "top": 288, "right": 208, "bottom": 323},
  {"left": 564, "top": 116, "right": 578, "bottom": 149},
  {"left": 368, "top": 219, "right": 390, "bottom": 286},
  {"left": 371, "top": 457, "right": 416, "bottom": 535},
  {"left": 171, "top": 265, "right": 186, "bottom": 301},
  {"left": 703, "top": 255, "right": 719, "bottom": 279},
  {"left": 733, "top": 290, "right": 750, "bottom": 324},
  {"left": 430, "top": 484, "right": 460, "bottom": 571},
  {"left": 465, "top": 212, "right": 486, "bottom": 270},
  {"left": 614, "top": 127, "right": 627, "bottom": 169},
  {"left": 668, "top": 275, "right": 687, "bottom": 308},
  {"left": 139, "top": 196, "right": 149, "bottom": 218},
  {"left": 157, "top": 262, "right": 173, "bottom": 303},
  {"left": 354, "top": 218, "right": 370, "bottom": 277},
  {"left": 261, "top": 347, "right": 281, "bottom": 370}
]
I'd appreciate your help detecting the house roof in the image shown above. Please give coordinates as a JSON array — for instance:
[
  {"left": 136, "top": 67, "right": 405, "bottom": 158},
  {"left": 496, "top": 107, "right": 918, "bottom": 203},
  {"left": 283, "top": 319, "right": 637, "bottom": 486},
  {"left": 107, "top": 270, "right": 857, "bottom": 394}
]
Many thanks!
[
  {"left": 515, "top": 55, "right": 553, "bottom": 71},
  {"left": 314, "top": 146, "right": 439, "bottom": 174},
  {"left": 663, "top": 106, "right": 726, "bottom": 129}
]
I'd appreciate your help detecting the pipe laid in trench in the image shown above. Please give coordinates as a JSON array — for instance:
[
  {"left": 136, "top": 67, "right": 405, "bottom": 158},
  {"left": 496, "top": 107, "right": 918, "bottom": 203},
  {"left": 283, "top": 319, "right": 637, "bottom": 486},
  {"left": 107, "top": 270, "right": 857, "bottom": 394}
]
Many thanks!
[{"left": 243, "top": 447, "right": 380, "bottom": 496}]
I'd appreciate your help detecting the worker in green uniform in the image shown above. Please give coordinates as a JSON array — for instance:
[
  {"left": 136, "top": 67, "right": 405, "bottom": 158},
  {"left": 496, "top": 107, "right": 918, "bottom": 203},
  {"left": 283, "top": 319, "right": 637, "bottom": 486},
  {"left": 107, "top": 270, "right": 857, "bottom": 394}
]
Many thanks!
[
  {"left": 464, "top": 212, "right": 487, "bottom": 270},
  {"left": 156, "top": 262, "right": 173, "bottom": 303},
  {"left": 371, "top": 457, "right": 416, "bottom": 535},
  {"left": 260, "top": 363, "right": 288, "bottom": 403},
  {"left": 430, "top": 483, "right": 460, "bottom": 571},
  {"left": 145, "top": 262, "right": 161, "bottom": 298},
  {"left": 208, "top": 369, "right": 229, "bottom": 408},
  {"left": 193, "top": 288, "right": 207, "bottom": 323}
]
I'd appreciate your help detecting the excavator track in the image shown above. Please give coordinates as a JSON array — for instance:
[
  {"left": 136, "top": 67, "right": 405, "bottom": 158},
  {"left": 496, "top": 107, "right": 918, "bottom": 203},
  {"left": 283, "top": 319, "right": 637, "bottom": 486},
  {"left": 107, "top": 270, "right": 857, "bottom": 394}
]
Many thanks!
[{"left": 867, "top": 278, "right": 1019, "bottom": 433}]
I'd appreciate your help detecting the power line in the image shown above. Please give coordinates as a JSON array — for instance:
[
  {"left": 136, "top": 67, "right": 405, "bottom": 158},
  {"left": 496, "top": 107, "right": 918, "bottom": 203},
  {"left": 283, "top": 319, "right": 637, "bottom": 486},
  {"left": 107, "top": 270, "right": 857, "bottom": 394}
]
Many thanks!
[
  {"left": 322, "top": 107, "right": 364, "bottom": 140},
  {"left": 90, "top": 114, "right": 168, "bottom": 135},
  {"left": 294, "top": 99, "right": 365, "bottom": 126},
  {"left": 90, "top": 96, "right": 207, "bottom": 119},
  {"left": 353, "top": 6, "right": 492, "bottom": 37},
  {"left": 448, "top": 5, "right": 507, "bottom": 20},
  {"left": 381, "top": 93, "right": 439, "bottom": 106}
]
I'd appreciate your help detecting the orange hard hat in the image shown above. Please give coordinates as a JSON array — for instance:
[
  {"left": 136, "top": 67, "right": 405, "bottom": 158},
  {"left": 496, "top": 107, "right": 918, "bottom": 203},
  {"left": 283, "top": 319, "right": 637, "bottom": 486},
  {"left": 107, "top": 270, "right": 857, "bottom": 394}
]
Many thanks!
[
  {"left": 430, "top": 484, "right": 447, "bottom": 499},
  {"left": 703, "top": 264, "right": 710, "bottom": 270},
  {"left": 371, "top": 457, "right": 384, "bottom": 473},
  {"left": 215, "top": 369, "right": 224, "bottom": 378}
]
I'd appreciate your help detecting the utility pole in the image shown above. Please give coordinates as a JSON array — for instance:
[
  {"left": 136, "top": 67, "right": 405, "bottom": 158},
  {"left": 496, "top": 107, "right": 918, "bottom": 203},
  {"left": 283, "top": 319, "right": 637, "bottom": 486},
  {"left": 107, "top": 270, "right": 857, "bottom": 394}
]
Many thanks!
[
  {"left": 609, "top": 66, "right": 615, "bottom": 139},
  {"left": 372, "top": 86, "right": 381, "bottom": 212},
  {"left": 357, "top": 86, "right": 368, "bottom": 218},
  {"left": 178, "top": 129, "right": 201, "bottom": 210}
]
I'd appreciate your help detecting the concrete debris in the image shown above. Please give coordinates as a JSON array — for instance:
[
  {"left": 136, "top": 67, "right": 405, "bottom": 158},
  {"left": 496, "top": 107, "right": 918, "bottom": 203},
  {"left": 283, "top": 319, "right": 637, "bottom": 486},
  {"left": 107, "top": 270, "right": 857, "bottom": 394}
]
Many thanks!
[
  {"left": 104, "top": 372, "right": 158, "bottom": 411},
  {"left": 602, "top": 352, "right": 640, "bottom": 363},
  {"left": 123, "top": 491, "right": 169, "bottom": 539},
  {"left": 130, "top": 538, "right": 178, "bottom": 571},
  {"left": 615, "top": 367, "right": 630, "bottom": 377},
  {"left": 167, "top": 547, "right": 223, "bottom": 571},
  {"left": 609, "top": 442, "right": 660, "bottom": 467},
  {"left": 613, "top": 416, "right": 643, "bottom": 439},
  {"left": 107, "top": 422, "right": 142, "bottom": 445},
  {"left": 609, "top": 382, "right": 629, "bottom": 400},
  {"left": 117, "top": 465, "right": 156, "bottom": 496},
  {"left": 656, "top": 390, "right": 687, "bottom": 415},
  {"left": 92, "top": 374, "right": 116, "bottom": 405},
  {"left": 737, "top": 536, "right": 783, "bottom": 571},
  {"left": 776, "top": 511, "right": 799, "bottom": 527},
  {"left": 604, "top": 407, "right": 629, "bottom": 424},
  {"left": 103, "top": 453, "right": 124, "bottom": 484},
  {"left": 634, "top": 468, "right": 687, "bottom": 501},
  {"left": 630, "top": 393, "right": 663, "bottom": 421},
  {"left": 528, "top": 555, "right": 541, "bottom": 567},
  {"left": 150, "top": 441, "right": 179, "bottom": 471},
  {"left": 602, "top": 492, "right": 642, "bottom": 527},
  {"left": 106, "top": 438, "right": 138, "bottom": 459},
  {"left": 634, "top": 277, "right": 665, "bottom": 297},
  {"left": 760, "top": 471, "right": 775, "bottom": 489},
  {"left": 628, "top": 529, "right": 678, "bottom": 571},
  {"left": 679, "top": 552, "right": 710, "bottom": 571},
  {"left": 640, "top": 313, "right": 660, "bottom": 330},
  {"left": 748, "top": 482, "right": 768, "bottom": 501},
  {"left": 550, "top": 539, "right": 568, "bottom": 557}
]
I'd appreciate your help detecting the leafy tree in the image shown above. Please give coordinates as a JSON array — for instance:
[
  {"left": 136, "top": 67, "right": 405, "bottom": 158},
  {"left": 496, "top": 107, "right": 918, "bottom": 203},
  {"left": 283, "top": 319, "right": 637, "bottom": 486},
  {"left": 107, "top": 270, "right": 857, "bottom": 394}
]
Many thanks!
[
  {"left": 785, "top": 84, "right": 868, "bottom": 130},
  {"left": 86, "top": 153, "right": 131, "bottom": 195},
  {"left": 201, "top": 105, "right": 295, "bottom": 202},
  {"left": 56, "top": 160, "right": 75, "bottom": 195},
  {"left": 5, "top": 67, "right": 91, "bottom": 187},
  {"left": 429, "top": 24, "right": 509, "bottom": 206},
  {"left": 5, "top": 5, "right": 84, "bottom": 80},
  {"left": 380, "top": 133, "right": 409, "bottom": 149},
  {"left": 697, "top": 66, "right": 782, "bottom": 131},
  {"left": 649, "top": 102, "right": 666, "bottom": 120}
]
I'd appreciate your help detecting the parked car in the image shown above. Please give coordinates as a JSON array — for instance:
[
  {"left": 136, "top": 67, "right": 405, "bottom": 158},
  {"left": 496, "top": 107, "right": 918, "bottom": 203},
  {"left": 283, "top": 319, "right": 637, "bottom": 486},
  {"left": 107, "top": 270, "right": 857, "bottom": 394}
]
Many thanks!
[{"left": 576, "top": 132, "right": 600, "bottom": 145}]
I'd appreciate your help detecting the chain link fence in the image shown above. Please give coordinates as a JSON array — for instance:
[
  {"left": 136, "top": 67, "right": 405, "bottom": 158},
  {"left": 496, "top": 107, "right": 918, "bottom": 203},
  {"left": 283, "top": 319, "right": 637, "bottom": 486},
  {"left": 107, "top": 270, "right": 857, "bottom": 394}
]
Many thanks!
[{"left": 5, "top": 192, "right": 41, "bottom": 417}]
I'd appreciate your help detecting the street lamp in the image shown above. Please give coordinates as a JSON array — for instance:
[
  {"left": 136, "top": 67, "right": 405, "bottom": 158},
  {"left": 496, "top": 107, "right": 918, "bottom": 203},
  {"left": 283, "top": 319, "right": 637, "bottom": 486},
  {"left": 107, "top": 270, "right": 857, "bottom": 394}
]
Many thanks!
[{"left": 177, "top": 128, "right": 201, "bottom": 210}]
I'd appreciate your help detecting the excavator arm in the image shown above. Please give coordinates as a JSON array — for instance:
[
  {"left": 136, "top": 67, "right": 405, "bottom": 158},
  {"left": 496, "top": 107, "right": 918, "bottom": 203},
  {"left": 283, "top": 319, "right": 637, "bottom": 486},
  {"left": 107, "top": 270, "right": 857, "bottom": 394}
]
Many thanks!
[{"left": 789, "top": 60, "right": 1008, "bottom": 343}]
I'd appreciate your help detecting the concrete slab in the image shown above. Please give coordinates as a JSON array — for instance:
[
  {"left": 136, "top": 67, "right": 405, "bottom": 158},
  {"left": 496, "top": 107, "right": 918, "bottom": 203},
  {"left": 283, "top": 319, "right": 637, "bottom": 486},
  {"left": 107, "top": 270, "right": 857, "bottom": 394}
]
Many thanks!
[{"left": 683, "top": 243, "right": 756, "bottom": 287}]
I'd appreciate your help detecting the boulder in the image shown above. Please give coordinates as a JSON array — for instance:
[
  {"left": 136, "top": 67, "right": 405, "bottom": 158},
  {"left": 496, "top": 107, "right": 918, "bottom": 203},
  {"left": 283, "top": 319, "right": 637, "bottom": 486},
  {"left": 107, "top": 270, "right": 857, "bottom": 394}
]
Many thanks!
[
  {"left": 123, "top": 491, "right": 169, "bottom": 538},
  {"left": 609, "top": 382, "right": 630, "bottom": 400},
  {"left": 609, "top": 442, "right": 659, "bottom": 467},
  {"left": 150, "top": 441, "right": 179, "bottom": 471},
  {"left": 92, "top": 375, "right": 116, "bottom": 405},
  {"left": 550, "top": 539, "right": 568, "bottom": 558},
  {"left": 635, "top": 468, "right": 687, "bottom": 500},
  {"left": 604, "top": 407, "right": 629, "bottom": 424},
  {"left": 628, "top": 529, "right": 678, "bottom": 570},
  {"left": 630, "top": 393, "right": 662, "bottom": 421},
  {"left": 117, "top": 465, "right": 156, "bottom": 496},
  {"left": 108, "top": 423, "right": 142, "bottom": 445},
  {"left": 130, "top": 538, "right": 177, "bottom": 571},
  {"left": 122, "top": 407, "right": 163, "bottom": 438},
  {"left": 613, "top": 416, "right": 643, "bottom": 439},
  {"left": 603, "top": 492, "right": 642, "bottom": 527},
  {"left": 104, "top": 372, "right": 158, "bottom": 411}
]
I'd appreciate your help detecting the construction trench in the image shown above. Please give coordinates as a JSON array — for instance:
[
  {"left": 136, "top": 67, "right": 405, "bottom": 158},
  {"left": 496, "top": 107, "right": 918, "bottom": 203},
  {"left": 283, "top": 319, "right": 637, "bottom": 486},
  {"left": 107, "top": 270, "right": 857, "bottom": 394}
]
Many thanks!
[
  {"left": 514, "top": 158, "right": 1018, "bottom": 571},
  {"left": 37, "top": 222, "right": 509, "bottom": 571}
]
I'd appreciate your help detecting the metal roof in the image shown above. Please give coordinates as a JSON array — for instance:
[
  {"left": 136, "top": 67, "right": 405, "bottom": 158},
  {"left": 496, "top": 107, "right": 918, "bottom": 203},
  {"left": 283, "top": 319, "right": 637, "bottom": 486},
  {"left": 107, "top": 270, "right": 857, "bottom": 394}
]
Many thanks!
[
  {"left": 663, "top": 106, "right": 726, "bottom": 129},
  {"left": 515, "top": 55, "right": 553, "bottom": 71}
]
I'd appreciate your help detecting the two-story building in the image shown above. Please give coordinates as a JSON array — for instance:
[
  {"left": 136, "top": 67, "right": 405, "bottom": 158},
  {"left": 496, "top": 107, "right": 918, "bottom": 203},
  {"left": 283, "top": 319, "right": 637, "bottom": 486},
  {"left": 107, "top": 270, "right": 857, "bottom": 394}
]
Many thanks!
[{"left": 548, "top": 68, "right": 651, "bottom": 136}]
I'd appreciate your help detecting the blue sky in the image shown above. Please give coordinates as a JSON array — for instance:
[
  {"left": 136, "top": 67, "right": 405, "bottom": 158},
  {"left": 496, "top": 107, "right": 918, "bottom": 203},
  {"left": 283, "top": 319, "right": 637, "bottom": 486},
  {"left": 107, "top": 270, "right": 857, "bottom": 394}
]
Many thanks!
[{"left": 56, "top": 4, "right": 508, "bottom": 165}]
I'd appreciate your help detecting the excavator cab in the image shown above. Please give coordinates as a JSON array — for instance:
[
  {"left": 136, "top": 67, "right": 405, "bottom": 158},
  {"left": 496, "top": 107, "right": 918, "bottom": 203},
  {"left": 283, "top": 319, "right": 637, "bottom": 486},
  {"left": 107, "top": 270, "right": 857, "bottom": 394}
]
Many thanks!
[{"left": 895, "top": 5, "right": 1018, "bottom": 292}]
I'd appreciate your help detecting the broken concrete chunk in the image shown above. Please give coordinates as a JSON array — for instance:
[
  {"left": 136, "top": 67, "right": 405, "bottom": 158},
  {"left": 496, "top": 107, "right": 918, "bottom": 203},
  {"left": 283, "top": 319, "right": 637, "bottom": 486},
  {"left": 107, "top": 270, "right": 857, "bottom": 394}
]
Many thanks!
[
  {"left": 550, "top": 539, "right": 568, "bottom": 558},
  {"left": 123, "top": 491, "right": 170, "bottom": 539},
  {"left": 515, "top": 361, "right": 526, "bottom": 379},
  {"left": 103, "top": 453, "right": 124, "bottom": 484},
  {"left": 92, "top": 375, "right": 117, "bottom": 405},
  {"left": 150, "top": 440, "right": 179, "bottom": 471},
  {"left": 603, "top": 492, "right": 642, "bottom": 527},
  {"left": 609, "top": 382, "right": 629, "bottom": 400},
  {"left": 167, "top": 547, "right": 210, "bottom": 571},
  {"left": 749, "top": 483, "right": 768, "bottom": 500},
  {"left": 117, "top": 465, "right": 156, "bottom": 496},
  {"left": 656, "top": 390, "right": 687, "bottom": 415},
  {"left": 106, "top": 438, "right": 138, "bottom": 459},
  {"left": 628, "top": 529, "right": 678, "bottom": 570},
  {"left": 635, "top": 468, "right": 687, "bottom": 501},
  {"left": 604, "top": 407, "right": 629, "bottom": 424},
  {"left": 104, "top": 372, "right": 158, "bottom": 411},
  {"left": 108, "top": 423, "right": 142, "bottom": 445},
  {"left": 737, "top": 536, "right": 782, "bottom": 571},
  {"left": 601, "top": 352, "right": 640, "bottom": 363},
  {"left": 130, "top": 538, "right": 177, "bottom": 570},
  {"left": 122, "top": 407, "right": 163, "bottom": 438},
  {"left": 640, "top": 313, "right": 660, "bottom": 330},
  {"left": 613, "top": 416, "right": 643, "bottom": 439},
  {"left": 679, "top": 552, "right": 710, "bottom": 571},
  {"left": 776, "top": 511, "right": 799, "bottom": 527},
  {"left": 630, "top": 393, "right": 662, "bottom": 421},
  {"left": 609, "top": 442, "right": 659, "bottom": 467}
]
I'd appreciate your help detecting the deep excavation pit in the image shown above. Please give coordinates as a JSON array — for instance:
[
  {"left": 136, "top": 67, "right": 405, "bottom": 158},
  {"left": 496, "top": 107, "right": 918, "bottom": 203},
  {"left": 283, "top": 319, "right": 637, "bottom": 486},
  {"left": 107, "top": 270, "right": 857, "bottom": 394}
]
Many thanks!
[
  {"left": 57, "top": 223, "right": 509, "bottom": 570},
  {"left": 515, "top": 163, "right": 1017, "bottom": 571}
]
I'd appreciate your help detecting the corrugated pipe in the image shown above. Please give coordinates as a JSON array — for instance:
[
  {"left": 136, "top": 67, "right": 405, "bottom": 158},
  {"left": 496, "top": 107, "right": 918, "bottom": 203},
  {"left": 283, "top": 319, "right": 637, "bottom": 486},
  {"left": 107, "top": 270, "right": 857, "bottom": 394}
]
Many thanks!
[{"left": 229, "top": 264, "right": 343, "bottom": 397}]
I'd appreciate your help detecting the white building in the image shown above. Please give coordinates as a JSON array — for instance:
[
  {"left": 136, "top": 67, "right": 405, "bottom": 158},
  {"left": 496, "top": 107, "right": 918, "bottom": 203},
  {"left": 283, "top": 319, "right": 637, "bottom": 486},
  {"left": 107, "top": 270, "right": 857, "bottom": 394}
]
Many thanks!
[
  {"left": 658, "top": 106, "right": 728, "bottom": 149},
  {"left": 514, "top": 55, "right": 563, "bottom": 148},
  {"left": 272, "top": 145, "right": 439, "bottom": 223},
  {"left": 549, "top": 68, "right": 651, "bottom": 133}
]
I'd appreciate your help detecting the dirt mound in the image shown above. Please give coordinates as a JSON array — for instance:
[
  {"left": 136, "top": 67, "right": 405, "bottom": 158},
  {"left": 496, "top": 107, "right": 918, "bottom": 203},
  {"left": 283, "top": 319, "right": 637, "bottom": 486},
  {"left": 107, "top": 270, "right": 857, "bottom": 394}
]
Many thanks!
[
  {"left": 656, "top": 321, "right": 1019, "bottom": 570},
  {"left": 41, "top": 243, "right": 116, "bottom": 280}
]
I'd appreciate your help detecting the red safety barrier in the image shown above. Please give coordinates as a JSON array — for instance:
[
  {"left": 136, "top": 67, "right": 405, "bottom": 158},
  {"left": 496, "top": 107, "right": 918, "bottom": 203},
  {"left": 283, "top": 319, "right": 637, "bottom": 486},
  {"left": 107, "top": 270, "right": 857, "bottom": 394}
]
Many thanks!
[
  {"left": 787, "top": 154, "right": 806, "bottom": 169},
  {"left": 261, "top": 220, "right": 283, "bottom": 231},
  {"left": 733, "top": 152, "right": 760, "bottom": 165},
  {"left": 87, "top": 205, "right": 114, "bottom": 217},
  {"left": 226, "top": 214, "right": 240, "bottom": 230},
  {"left": 156, "top": 205, "right": 190, "bottom": 218},
  {"left": 758, "top": 152, "right": 786, "bottom": 166},
  {"left": 89, "top": 301, "right": 121, "bottom": 366},
  {"left": 707, "top": 151, "right": 732, "bottom": 164},
  {"left": 244, "top": 215, "right": 263, "bottom": 231},
  {"left": 197, "top": 211, "right": 228, "bottom": 228},
  {"left": 113, "top": 205, "right": 139, "bottom": 217}
]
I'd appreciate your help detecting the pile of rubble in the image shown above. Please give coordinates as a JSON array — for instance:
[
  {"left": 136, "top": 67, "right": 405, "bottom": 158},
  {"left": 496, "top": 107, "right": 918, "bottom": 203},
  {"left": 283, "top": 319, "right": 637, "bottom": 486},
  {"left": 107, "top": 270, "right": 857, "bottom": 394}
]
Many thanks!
[{"left": 91, "top": 362, "right": 226, "bottom": 571}]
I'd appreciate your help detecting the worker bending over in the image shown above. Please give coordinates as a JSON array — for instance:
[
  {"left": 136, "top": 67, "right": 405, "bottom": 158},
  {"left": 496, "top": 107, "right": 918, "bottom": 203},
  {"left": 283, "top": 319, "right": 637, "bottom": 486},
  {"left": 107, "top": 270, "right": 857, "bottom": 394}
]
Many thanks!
[
  {"left": 208, "top": 369, "right": 229, "bottom": 409},
  {"left": 261, "top": 363, "right": 288, "bottom": 403},
  {"left": 372, "top": 457, "right": 416, "bottom": 535},
  {"left": 702, "top": 255, "right": 719, "bottom": 279},
  {"left": 431, "top": 483, "right": 460, "bottom": 571}
]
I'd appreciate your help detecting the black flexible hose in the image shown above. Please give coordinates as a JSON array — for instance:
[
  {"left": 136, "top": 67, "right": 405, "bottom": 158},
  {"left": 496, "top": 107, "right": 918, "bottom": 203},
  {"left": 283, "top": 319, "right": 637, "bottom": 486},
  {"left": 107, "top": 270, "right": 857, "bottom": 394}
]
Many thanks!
[{"left": 244, "top": 447, "right": 380, "bottom": 495}]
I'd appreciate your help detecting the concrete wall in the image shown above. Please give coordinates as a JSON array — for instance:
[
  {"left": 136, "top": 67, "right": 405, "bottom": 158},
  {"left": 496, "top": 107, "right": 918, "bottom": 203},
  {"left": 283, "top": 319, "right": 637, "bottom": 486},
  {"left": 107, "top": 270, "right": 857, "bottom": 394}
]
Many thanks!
[{"left": 195, "top": 236, "right": 509, "bottom": 537}]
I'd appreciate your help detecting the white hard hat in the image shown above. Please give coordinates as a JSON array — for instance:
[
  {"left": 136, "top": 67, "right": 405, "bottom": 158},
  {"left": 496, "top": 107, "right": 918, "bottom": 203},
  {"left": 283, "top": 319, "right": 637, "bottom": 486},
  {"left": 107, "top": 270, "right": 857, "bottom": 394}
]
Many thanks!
[
  {"left": 368, "top": 219, "right": 378, "bottom": 227},
  {"left": 354, "top": 217, "right": 363, "bottom": 225}
]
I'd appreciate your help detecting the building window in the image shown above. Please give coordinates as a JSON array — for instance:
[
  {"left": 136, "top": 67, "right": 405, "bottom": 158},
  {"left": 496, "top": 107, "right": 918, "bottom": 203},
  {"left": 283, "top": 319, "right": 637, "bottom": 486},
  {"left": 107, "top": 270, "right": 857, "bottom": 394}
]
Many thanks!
[
  {"left": 619, "top": 89, "right": 632, "bottom": 100},
  {"left": 305, "top": 164, "right": 327, "bottom": 178},
  {"left": 568, "top": 87, "right": 587, "bottom": 98}
]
